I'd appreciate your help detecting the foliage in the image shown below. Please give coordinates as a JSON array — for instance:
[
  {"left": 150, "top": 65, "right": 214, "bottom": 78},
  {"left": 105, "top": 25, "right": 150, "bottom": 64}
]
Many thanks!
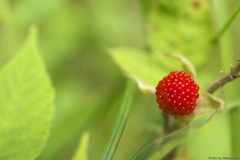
[
  {"left": 0, "top": 0, "right": 240, "bottom": 159},
  {"left": 0, "top": 27, "right": 54, "bottom": 159}
]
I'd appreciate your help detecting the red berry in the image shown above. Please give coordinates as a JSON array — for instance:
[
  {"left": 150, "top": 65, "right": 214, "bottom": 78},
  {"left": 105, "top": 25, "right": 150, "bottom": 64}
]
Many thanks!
[{"left": 155, "top": 71, "right": 199, "bottom": 116}]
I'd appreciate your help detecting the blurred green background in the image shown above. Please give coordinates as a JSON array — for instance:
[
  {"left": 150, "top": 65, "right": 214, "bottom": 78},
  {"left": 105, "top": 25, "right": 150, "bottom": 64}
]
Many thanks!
[{"left": 0, "top": 0, "right": 240, "bottom": 159}]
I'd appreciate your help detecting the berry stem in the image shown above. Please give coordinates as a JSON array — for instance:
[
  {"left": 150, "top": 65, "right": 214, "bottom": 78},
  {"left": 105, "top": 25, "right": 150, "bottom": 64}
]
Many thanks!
[
  {"left": 162, "top": 112, "right": 170, "bottom": 135},
  {"left": 162, "top": 113, "right": 178, "bottom": 160},
  {"left": 207, "top": 60, "right": 240, "bottom": 94}
]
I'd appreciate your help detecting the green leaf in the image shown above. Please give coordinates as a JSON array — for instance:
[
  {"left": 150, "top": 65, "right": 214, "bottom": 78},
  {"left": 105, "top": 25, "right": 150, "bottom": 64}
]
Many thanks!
[
  {"left": 108, "top": 47, "right": 198, "bottom": 93},
  {"left": 197, "top": 93, "right": 225, "bottom": 112},
  {"left": 147, "top": 0, "right": 213, "bottom": 66},
  {"left": 72, "top": 132, "right": 90, "bottom": 160},
  {"left": 205, "top": 93, "right": 225, "bottom": 111},
  {"left": 195, "top": 92, "right": 225, "bottom": 121},
  {"left": 165, "top": 53, "right": 197, "bottom": 80},
  {"left": 108, "top": 47, "right": 179, "bottom": 92},
  {"left": 0, "top": 26, "right": 55, "bottom": 159}
]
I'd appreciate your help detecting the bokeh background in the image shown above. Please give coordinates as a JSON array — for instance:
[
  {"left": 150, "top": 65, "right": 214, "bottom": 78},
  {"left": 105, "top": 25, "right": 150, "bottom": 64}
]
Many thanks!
[{"left": 0, "top": 0, "right": 240, "bottom": 159}]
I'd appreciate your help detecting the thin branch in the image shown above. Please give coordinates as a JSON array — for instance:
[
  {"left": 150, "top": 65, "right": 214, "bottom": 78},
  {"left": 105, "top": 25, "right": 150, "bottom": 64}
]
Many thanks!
[{"left": 207, "top": 60, "right": 240, "bottom": 94}]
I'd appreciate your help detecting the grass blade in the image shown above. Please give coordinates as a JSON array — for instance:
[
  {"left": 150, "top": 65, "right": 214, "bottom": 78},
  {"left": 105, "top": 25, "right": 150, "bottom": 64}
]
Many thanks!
[
  {"left": 101, "top": 80, "right": 136, "bottom": 160},
  {"left": 213, "top": 6, "right": 240, "bottom": 42}
]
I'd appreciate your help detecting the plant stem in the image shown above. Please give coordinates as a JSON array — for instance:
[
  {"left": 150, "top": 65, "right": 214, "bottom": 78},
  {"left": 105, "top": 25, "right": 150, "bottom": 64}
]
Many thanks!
[
  {"left": 162, "top": 112, "right": 170, "bottom": 134},
  {"left": 101, "top": 80, "right": 136, "bottom": 160},
  {"left": 207, "top": 60, "right": 240, "bottom": 94}
]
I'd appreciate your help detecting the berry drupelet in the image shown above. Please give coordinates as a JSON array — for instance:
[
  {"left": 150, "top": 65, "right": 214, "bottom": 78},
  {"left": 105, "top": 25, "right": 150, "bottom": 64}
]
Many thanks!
[{"left": 155, "top": 71, "right": 199, "bottom": 116}]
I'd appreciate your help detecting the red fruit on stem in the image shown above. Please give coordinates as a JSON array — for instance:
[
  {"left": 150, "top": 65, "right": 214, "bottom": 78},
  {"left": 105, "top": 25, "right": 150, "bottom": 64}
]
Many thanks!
[{"left": 155, "top": 71, "right": 199, "bottom": 116}]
